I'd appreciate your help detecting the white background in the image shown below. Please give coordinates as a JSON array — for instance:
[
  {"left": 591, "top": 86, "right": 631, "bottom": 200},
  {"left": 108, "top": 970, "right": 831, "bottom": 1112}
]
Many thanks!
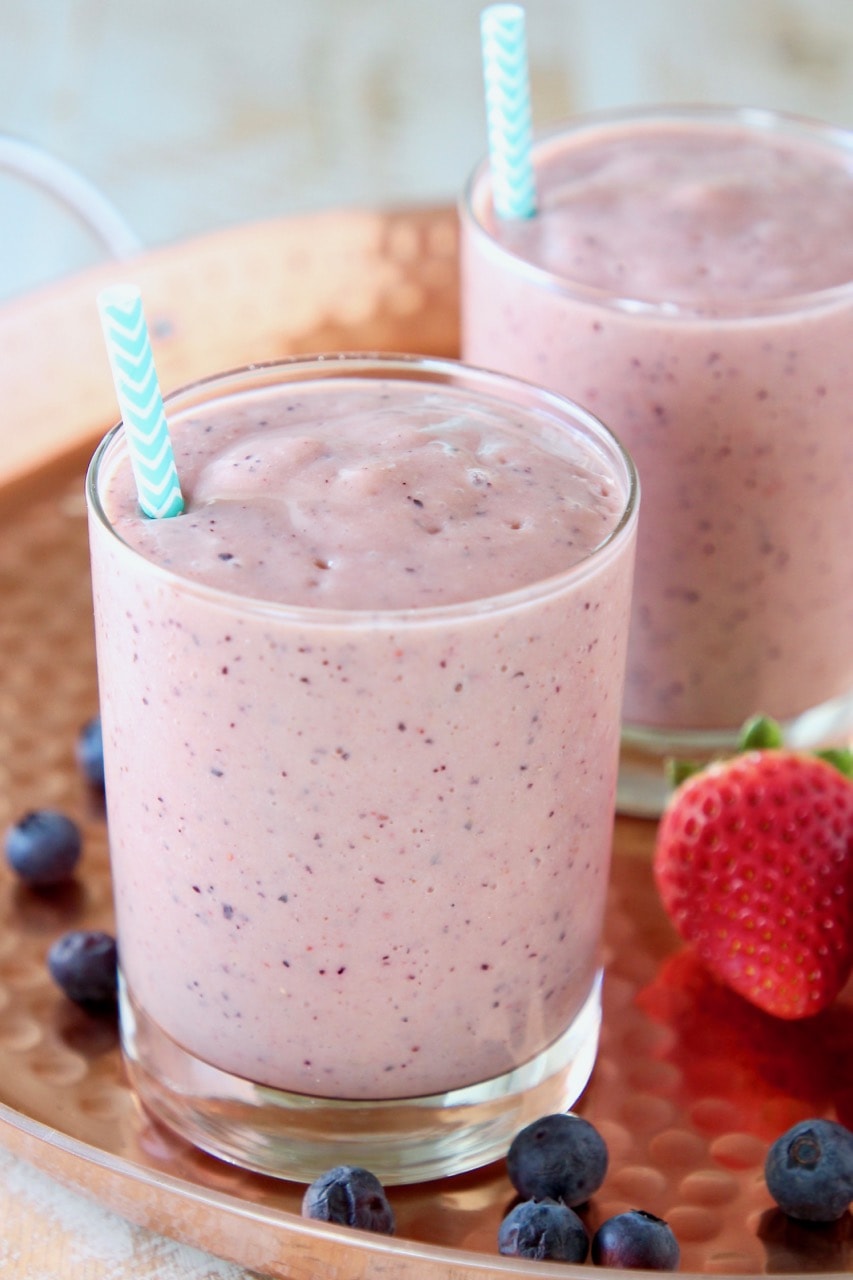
[{"left": 2, "top": 0, "right": 853, "bottom": 299}]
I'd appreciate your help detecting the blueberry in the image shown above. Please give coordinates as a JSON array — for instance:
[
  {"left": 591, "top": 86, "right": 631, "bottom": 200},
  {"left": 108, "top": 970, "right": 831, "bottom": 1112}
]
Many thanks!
[
  {"left": 507, "top": 1112, "right": 609, "bottom": 1205},
  {"left": 5, "top": 810, "right": 82, "bottom": 885},
  {"left": 301, "top": 1166, "right": 395, "bottom": 1235},
  {"left": 498, "top": 1199, "right": 589, "bottom": 1262},
  {"left": 47, "top": 930, "right": 118, "bottom": 1007},
  {"left": 76, "top": 716, "right": 105, "bottom": 789},
  {"left": 765, "top": 1118, "right": 853, "bottom": 1222},
  {"left": 592, "top": 1210, "right": 680, "bottom": 1270}
]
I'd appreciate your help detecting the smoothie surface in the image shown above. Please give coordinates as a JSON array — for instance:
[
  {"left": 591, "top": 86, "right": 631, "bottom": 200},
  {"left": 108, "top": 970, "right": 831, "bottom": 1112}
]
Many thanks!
[
  {"left": 483, "top": 117, "right": 853, "bottom": 308},
  {"left": 101, "top": 377, "right": 627, "bottom": 611}
]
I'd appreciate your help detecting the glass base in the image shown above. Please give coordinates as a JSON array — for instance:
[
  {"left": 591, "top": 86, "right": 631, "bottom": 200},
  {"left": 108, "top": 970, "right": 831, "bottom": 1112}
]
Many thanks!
[
  {"left": 617, "top": 686, "right": 853, "bottom": 818},
  {"left": 119, "top": 971, "right": 603, "bottom": 1186}
]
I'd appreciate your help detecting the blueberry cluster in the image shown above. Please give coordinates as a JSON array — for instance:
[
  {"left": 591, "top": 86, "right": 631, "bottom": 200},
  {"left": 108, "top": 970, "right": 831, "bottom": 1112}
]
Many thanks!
[
  {"left": 300, "top": 1113, "right": 853, "bottom": 1264},
  {"left": 502, "top": 1113, "right": 679, "bottom": 1269},
  {"left": 4, "top": 715, "right": 117, "bottom": 1009},
  {"left": 300, "top": 1114, "right": 681, "bottom": 1270}
]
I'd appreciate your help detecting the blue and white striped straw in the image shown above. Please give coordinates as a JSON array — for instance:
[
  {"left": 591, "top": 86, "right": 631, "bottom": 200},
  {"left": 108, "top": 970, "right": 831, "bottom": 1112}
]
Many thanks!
[
  {"left": 97, "top": 284, "right": 184, "bottom": 519},
  {"left": 480, "top": 3, "right": 537, "bottom": 219}
]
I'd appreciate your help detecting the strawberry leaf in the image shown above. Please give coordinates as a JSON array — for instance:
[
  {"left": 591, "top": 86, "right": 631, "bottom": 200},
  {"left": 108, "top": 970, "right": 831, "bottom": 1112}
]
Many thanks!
[
  {"left": 738, "top": 714, "right": 784, "bottom": 751},
  {"left": 665, "top": 757, "right": 702, "bottom": 789},
  {"left": 816, "top": 747, "right": 853, "bottom": 779},
  {"left": 662, "top": 715, "right": 852, "bottom": 799}
]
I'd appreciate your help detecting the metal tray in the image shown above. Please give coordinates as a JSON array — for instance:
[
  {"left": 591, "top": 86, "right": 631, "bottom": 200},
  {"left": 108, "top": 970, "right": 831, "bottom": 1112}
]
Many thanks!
[{"left": 0, "top": 207, "right": 849, "bottom": 1278}]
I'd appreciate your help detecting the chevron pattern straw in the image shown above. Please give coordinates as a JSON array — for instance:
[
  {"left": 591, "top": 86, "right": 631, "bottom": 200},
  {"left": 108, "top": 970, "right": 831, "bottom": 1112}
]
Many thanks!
[
  {"left": 480, "top": 3, "right": 536, "bottom": 219},
  {"left": 97, "top": 285, "right": 184, "bottom": 519}
]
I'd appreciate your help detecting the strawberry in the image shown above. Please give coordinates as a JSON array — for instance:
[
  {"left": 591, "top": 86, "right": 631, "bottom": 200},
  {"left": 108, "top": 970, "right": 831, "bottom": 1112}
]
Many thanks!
[{"left": 652, "top": 719, "right": 853, "bottom": 1020}]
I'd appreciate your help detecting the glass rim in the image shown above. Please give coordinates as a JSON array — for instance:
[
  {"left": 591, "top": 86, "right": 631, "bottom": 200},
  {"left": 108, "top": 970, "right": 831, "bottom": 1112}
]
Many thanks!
[
  {"left": 460, "top": 101, "right": 853, "bottom": 321},
  {"left": 86, "top": 351, "right": 639, "bottom": 629}
]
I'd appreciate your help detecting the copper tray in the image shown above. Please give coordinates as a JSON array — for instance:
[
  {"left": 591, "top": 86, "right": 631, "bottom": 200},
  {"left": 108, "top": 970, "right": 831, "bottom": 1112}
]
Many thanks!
[{"left": 0, "top": 207, "right": 850, "bottom": 1279}]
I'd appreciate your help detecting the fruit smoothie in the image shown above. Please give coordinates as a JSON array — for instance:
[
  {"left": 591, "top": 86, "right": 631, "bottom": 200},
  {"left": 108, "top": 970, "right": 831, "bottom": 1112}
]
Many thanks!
[
  {"left": 86, "top": 357, "right": 637, "bottom": 1110},
  {"left": 461, "top": 106, "right": 853, "bottom": 752}
]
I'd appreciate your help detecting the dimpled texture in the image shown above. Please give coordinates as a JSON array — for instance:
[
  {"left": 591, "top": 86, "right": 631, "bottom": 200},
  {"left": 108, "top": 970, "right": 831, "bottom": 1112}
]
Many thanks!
[
  {"left": 498, "top": 1199, "right": 589, "bottom": 1262},
  {"left": 301, "top": 1166, "right": 395, "bottom": 1235},
  {"left": 506, "top": 1112, "right": 609, "bottom": 1205},
  {"left": 765, "top": 1118, "right": 853, "bottom": 1222},
  {"left": 591, "top": 1209, "right": 680, "bottom": 1270},
  {"left": 653, "top": 751, "right": 853, "bottom": 1018}
]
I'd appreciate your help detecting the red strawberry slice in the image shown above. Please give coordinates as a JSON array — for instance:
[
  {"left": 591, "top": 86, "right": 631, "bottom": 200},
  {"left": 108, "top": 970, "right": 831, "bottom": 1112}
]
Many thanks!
[{"left": 653, "top": 748, "right": 853, "bottom": 1020}]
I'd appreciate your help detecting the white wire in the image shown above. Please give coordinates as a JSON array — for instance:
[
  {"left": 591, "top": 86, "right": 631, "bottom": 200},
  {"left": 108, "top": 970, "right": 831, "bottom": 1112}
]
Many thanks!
[{"left": 0, "top": 134, "right": 143, "bottom": 260}]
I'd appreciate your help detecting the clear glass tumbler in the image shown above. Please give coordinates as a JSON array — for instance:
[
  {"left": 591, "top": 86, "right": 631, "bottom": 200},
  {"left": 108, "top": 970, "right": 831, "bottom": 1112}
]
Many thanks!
[
  {"left": 86, "top": 353, "right": 638, "bottom": 1183},
  {"left": 461, "top": 106, "right": 853, "bottom": 815}
]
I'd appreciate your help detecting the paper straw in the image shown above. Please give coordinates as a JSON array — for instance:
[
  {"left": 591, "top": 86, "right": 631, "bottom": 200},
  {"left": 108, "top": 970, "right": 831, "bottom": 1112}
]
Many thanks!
[
  {"left": 480, "top": 3, "right": 536, "bottom": 219},
  {"left": 97, "top": 284, "right": 183, "bottom": 519}
]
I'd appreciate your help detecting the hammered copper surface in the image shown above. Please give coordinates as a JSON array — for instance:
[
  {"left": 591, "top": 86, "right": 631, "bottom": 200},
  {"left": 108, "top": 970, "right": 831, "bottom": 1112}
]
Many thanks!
[{"left": 0, "top": 207, "right": 850, "bottom": 1279}]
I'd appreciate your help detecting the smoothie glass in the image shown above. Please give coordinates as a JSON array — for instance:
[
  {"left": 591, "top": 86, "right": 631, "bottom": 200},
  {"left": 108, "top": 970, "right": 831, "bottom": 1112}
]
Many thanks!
[
  {"left": 461, "top": 105, "right": 853, "bottom": 814},
  {"left": 86, "top": 353, "right": 638, "bottom": 1183}
]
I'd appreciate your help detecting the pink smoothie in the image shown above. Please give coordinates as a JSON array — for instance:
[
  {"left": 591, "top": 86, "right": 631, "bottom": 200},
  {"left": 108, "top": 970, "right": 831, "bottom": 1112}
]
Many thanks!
[
  {"left": 462, "top": 108, "right": 853, "bottom": 738},
  {"left": 87, "top": 360, "right": 637, "bottom": 1101}
]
